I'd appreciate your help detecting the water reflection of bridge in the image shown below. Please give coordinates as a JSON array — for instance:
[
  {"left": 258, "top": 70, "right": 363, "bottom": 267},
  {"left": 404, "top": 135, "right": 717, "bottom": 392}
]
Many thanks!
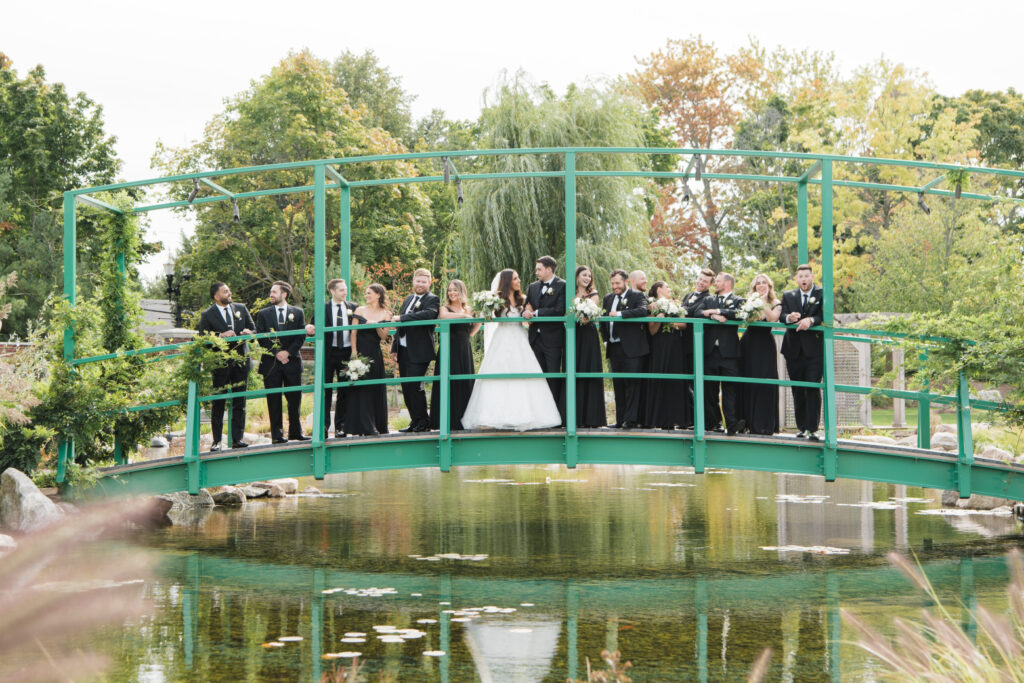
[{"left": 163, "top": 548, "right": 1001, "bottom": 682}]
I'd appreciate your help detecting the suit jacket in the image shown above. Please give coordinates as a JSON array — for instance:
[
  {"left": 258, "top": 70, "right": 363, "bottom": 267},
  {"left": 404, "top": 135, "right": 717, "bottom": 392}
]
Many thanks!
[
  {"left": 700, "top": 292, "right": 744, "bottom": 359},
  {"left": 255, "top": 304, "right": 306, "bottom": 376},
  {"left": 525, "top": 277, "right": 566, "bottom": 348},
  {"left": 197, "top": 302, "right": 256, "bottom": 360},
  {"left": 780, "top": 286, "right": 824, "bottom": 360},
  {"left": 396, "top": 291, "right": 440, "bottom": 364},
  {"left": 681, "top": 289, "right": 711, "bottom": 357},
  {"left": 600, "top": 289, "right": 650, "bottom": 359},
  {"left": 310, "top": 300, "right": 358, "bottom": 353}
]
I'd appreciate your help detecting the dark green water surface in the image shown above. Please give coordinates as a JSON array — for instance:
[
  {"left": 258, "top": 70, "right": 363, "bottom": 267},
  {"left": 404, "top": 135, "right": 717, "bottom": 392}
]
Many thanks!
[{"left": 104, "top": 466, "right": 1022, "bottom": 681}]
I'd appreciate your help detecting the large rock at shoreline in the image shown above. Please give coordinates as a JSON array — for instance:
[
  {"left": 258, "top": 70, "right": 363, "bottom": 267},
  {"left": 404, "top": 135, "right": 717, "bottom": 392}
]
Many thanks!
[
  {"left": 931, "top": 433, "right": 959, "bottom": 452},
  {"left": 980, "top": 445, "right": 1014, "bottom": 463},
  {"left": 162, "top": 490, "right": 215, "bottom": 509},
  {"left": 265, "top": 478, "right": 298, "bottom": 494},
  {"left": 941, "top": 490, "right": 1014, "bottom": 510},
  {"left": 211, "top": 486, "right": 246, "bottom": 506},
  {"left": 0, "top": 468, "right": 65, "bottom": 532}
]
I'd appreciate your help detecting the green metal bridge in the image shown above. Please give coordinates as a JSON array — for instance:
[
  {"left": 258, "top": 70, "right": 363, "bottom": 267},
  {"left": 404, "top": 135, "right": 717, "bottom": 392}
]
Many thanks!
[{"left": 58, "top": 147, "right": 1024, "bottom": 499}]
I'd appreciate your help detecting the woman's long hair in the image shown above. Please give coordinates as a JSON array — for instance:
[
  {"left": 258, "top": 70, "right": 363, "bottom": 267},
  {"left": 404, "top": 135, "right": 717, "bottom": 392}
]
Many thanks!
[
  {"left": 367, "top": 283, "right": 389, "bottom": 310},
  {"left": 748, "top": 273, "right": 779, "bottom": 306},
  {"left": 496, "top": 269, "right": 524, "bottom": 314},
  {"left": 445, "top": 279, "right": 469, "bottom": 308},
  {"left": 648, "top": 281, "right": 668, "bottom": 300},
  {"left": 575, "top": 265, "right": 596, "bottom": 296}
]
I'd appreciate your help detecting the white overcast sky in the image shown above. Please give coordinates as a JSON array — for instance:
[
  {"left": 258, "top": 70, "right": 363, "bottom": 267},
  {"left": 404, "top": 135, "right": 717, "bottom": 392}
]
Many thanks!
[{"left": 5, "top": 0, "right": 1023, "bottom": 281}]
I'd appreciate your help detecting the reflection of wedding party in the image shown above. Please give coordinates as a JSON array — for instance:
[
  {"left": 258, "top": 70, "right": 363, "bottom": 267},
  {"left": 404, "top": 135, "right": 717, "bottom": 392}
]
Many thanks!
[{"left": 198, "top": 257, "right": 825, "bottom": 451}]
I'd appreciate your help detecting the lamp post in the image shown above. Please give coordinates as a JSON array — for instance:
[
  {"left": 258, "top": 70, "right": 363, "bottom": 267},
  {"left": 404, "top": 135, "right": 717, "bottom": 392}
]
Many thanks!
[{"left": 163, "top": 259, "right": 190, "bottom": 328}]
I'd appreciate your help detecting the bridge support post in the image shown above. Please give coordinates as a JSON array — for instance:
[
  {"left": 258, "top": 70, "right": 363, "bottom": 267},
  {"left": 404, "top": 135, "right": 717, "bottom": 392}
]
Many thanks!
[
  {"left": 797, "top": 180, "right": 809, "bottom": 265},
  {"left": 917, "top": 350, "right": 931, "bottom": 449},
  {"left": 57, "top": 192, "right": 77, "bottom": 485},
  {"left": 184, "top": 381, "right": 200, "bottom": 494},
  {"left": 956, "top": 371, "right": 974, "bottom": 498},
  {"left": 339, "top": 182, "right": 351, "bottom": 284},
  {"left": 313, "top": 164, "right": 327, "bottom": 479},
  {"left": 564, "top": 151, "right": 578, "bottom": 469},
  {"left": 820, "top": 158, "right": 838, "bottom": 481},
  {"left": 693, "top": 322, "right": 706, "bottom": 473},
  {"left": 438, "top": 325, "right": 452, "bottom": 472}
]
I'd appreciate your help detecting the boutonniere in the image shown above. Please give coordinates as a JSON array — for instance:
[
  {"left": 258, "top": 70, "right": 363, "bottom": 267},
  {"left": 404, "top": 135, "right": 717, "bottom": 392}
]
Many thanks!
[
  {"left": 414, "top": 301, "right": 422, "bottom": 309},
  {"left": 809, "top": 297, "right": 816, "bottom": 304},
  {"left": 545, "top": 288, "right": 555, "bottom": 296},
  {"left": 287, "top": 313, "right": 294, "bottom": 322},
  {"left": 270, "top": 326, "right": 276, "bottom": 332},
  {"left": 233, "top": 310, "right": 241, "bottom": 319}
]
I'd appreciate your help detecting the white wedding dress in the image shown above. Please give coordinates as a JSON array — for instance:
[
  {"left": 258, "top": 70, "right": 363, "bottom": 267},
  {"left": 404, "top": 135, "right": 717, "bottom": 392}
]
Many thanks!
[{"left": 460, "top": 306, "right": 562, "bottom": 431}]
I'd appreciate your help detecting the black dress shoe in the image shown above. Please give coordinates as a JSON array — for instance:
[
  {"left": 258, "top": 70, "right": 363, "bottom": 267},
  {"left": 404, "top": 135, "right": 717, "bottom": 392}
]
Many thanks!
[
  {"left": 795, "top": 431, "right": 807, "bottom": 438},
  {"left": 807, "top": 433, "right": 821, "bottom": 442},
  {"left": 711, "top": 426, "right": 725, "bottom": 433},
  {"left": 210, "top": 443, "right": 221, "bottom": 453},
  {"left": 621, "top": 421, "right": 636, "bottom": 430},
  {"left": 272, "top": 437, "right": 288, "bottom": 444},
  {"left": 399, "top": 425, "right": 417, "bottom": 433},
  {"left": 290, "top": 434, "right": 310, "bottom": 441},
  {"left": 232, "top": 441, "right": 249, "bottom": 449}
]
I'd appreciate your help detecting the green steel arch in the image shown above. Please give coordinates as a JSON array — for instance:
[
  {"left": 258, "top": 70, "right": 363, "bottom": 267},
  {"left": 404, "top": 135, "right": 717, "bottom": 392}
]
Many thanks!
[{"left": 58, "top": 148, "right": 1024, "bottom": 498}]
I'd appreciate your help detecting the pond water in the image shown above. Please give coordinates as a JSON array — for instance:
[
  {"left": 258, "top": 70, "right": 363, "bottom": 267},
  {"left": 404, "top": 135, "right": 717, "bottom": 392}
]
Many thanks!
[{"left": 101, "top": 465, "right": 1020, "bottom": 681}]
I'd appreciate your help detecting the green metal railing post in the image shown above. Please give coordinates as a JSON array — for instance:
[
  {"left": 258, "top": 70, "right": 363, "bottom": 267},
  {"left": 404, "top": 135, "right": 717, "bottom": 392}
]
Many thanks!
[
  {"left": 696, "top": 575, "right": 708, "bottom": 683},
  {"left": 340, "top": 183, "right": 351, "bottom": 285},
  {"left": 956, "top": 371, "right": 974, "bottom": 498},
  {"left": 827, "top": 571, "right": 841, "bottom": 682},
  {"left": 797, "top": 180, "right": 809, "bottom": 265},
  {"left": 312, "top": 569, "right": 325, "bottom": 682},
  {"left": 313, "top": 164, "right": 328, "bottom": 478},
  {"left": 184, "top": 381, "right": 200, "bottom": 494},
  {"left": 820, "top": 158, "right": 839, "bottom": 480},
  {"left": 917, "top": 350, "right": 931, "bottom": 449},
  {"left": 693, "top": 321, "right": 706, "bottom": 473},
  {"left": 439, "top": 325, "right": 452, "bottom": 472},
  {"left": 564, "top": 151, "right": 578, "bottom": 467},
  {"left": 440, "top": 574, "right": 452, "bottom": 683},
  {"left": 57, "top": 192, "right": 77, "bottom": 484},
  {"left": 183, "top": 553, "right": 199, "bottom": 670}
]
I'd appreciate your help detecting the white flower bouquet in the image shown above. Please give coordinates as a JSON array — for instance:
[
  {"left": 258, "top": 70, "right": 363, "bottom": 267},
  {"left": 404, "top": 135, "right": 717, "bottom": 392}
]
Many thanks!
[
  {"left": 343, "top": 356, "right": 373, "bottom": 382},
  {"left": 569, "top": 296, "right": 604, "bottom": 325},
  {"left": 737, "top": 294, "right": 768, "bottom": 323},
  {"left": 472, "top": 290, "right": 504, "bottom": 319},
  {"left": 649, "top": 297, "right": 683, "bottom": 333}
]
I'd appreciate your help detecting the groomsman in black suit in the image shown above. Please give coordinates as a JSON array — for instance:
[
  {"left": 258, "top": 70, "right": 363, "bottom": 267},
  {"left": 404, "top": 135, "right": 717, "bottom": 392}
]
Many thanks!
[
  {"left": 700, "top": 273, "right": 746, "bottom": 435},
  {"left": 681, "top": 268, "right": 715, "bottom": 429},
  {"left": 197, "top": 282, "right": 255, "bottom": 451},
  {"left": 255, "top": 281, "right": 308, "bottom": 444},
  {"left": 780, "top": 264, "right": 825, "bottom": 440},
  {"left": 523, "top": 255, "right": 566, "bottom": 424},
  {"left": 390, "top": 268, "right": 440, "bottom": 432},
  {"left": 305, "top": 278, "right": 358, "bottom": 437},
  {"left": 600, "top": 269, "right": 650, "bottom": 429}
]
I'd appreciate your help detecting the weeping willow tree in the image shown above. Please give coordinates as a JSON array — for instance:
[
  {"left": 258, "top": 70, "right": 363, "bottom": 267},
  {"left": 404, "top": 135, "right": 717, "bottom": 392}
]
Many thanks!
[{"left": 456, "top": 74, "right": 660, "bottom": 291}]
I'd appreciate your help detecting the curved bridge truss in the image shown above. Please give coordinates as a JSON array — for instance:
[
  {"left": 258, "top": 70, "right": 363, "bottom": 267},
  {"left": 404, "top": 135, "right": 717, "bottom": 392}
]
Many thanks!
[{"left": 57, "top": 147, "right": 1024, "bottom": 499}]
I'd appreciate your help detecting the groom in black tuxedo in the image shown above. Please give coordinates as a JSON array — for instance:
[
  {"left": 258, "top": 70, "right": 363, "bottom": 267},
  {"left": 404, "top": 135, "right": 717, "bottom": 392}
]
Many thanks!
[
  {"left": 780, "top": 264, "right": 825, "bottom": 439},
  {"left": 600, "top": 269, "right": 650, "bottom": 429},
  {"left": 523, "top": 255, "right": 566, "bottom": 424},
  {"left": 305, "top": 278, "right": 358, "bottom": 437},
  {"left": 197, "top": 282, "right": 255, "bottom": 451},
  {"left": 390, "top": 268, "right": 440, "bottom": 432},
  {"left": 255, "top": 281, "right": 307, "bottom": 444},
  {"left": 699, "top": 272, "right": 745, "bottom": 435},
  {"left": 681, "top": 268, "right": 715, "bottom": 429}
]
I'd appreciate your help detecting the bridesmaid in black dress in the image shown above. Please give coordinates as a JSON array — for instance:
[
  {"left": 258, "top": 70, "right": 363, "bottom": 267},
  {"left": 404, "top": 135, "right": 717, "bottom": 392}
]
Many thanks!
[
  {"left": 430, "top": 279, "right": 481, "bottom": 431},
  {"left": 573, "top": 266, "right": 607, "bottom": 428},
  {"left": 644, "top": 281, "right": 688, "bottom": 430},
  {"left": 346, "top": 283, "right": 393, "bottom": 436},
  {"left": 740, "top": 273, "right": 783, "bottom": 435}
]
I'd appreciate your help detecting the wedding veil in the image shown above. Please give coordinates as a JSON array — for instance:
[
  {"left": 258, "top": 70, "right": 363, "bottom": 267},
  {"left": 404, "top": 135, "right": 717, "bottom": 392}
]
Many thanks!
[{"left": 482, "top": 271, "right": 502, "bottom": 354}]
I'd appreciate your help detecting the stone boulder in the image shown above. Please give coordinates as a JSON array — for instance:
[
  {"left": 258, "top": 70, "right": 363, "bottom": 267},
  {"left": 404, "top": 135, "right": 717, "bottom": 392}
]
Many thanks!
[
  {"left": 162, "top": 489, "right": 216, "bottom": 509},
  {"left": 0, "top": 468, "right": 65, "bottom": 532},
  {"left": 211, "top": 486, "right": 246, "bottom": 506},
  {"left": 250, "top": 482, "right": 287, "bottom": 498},
  {"left": 980, "top": 445, "right": 1014, "bottom": 463},
  {"left": 935, "top": 423, "right": 957, "bottom": 435},
  {"left": 266, "top": 478, "right": 298, "bottom": 494},
  {"left": 241, "top": 486, "right": 268, "bottom": 499},
  {"left": 150, "top": 435, "right": 169, "bottom": 448},
  {"left": 930, "top": 432, "right": 959, "bottom": 452},
  {"left": 956, "top": 493, "right": 1013, "bottom": 510},
  {"left": 976, "top": 389, "right": 1003, "bottom": 403},
  {"left": 301, "top": 486, "right": 322, "bottom": 495}
]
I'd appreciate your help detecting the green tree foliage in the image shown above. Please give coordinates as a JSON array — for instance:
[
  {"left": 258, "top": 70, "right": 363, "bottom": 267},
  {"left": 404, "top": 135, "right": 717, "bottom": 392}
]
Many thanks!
[
  {"left": 457, "top": 75, "right": 656, "bottom": 291},
  {"left": 153, "top": 50, "right": 430, "bottom": 311},
  {"left": 0, "top": 54, "right": 121, "bottom": 337},
  {"left": 331, "top": 50, "right": 414, "bottom": 144}
]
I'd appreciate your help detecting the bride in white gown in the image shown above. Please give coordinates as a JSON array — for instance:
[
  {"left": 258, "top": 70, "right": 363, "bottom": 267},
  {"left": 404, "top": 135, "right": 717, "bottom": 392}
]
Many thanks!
[{"left": 460, "top": 269, "right": 562, "bottom": 431}]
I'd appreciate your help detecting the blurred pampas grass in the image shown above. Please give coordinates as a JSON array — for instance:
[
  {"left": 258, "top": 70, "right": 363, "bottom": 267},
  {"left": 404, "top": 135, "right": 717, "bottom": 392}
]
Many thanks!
[
  {"left": 0, "top": 502, "right": 152, "bottom": 682},
  {"left": 845, "top": 548, "right": 1024, "bottom": 681}
]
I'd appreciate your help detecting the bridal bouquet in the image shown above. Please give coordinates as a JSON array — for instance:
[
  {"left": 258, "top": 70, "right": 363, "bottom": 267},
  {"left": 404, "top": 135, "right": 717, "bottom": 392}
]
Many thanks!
[
  {"left": 569, "top": 297, "right": 604, "bottom": 325},
  {"left": 649, "top": 297, "right": 683, "bottom": 333},
  {"left": 343, "top": 356, "right": 373, "bottom": 382},
  {"left": 472, "top": 290, "right": 504, "bottom": 319},
  {"left": 737, "top": 294, "right": 768, "bottom": 323}
]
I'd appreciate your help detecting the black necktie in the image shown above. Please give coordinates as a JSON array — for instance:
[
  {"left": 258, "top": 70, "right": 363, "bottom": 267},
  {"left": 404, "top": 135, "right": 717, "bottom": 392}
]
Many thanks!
[
  {"left": 278, "top": 308, "right": 285, "bottom": 324},
  {"left": 802, "top": 293, "right": 808, "bottom": 308},
  {"left": 222, "top": 306, "right": 232, "bottom": 328},
  {"left": 335, "top": 304, "right": 344, "bottom": 347}
]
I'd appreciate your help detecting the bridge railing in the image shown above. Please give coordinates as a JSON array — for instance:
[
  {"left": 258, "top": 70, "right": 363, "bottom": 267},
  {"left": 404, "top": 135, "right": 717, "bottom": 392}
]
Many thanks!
[{"left": 70, "top": 313, "right": 1009, "bottom": 496}]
